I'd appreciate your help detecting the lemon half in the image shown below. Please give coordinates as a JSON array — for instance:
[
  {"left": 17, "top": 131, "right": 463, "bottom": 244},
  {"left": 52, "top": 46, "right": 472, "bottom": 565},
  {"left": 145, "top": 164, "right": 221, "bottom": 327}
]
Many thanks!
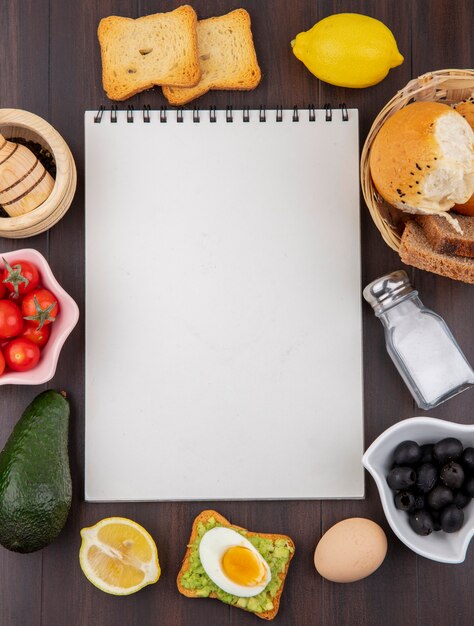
[
  {"left": 292, "top": 13, "right": 404, "bottom": 88},
  {"left": 79, "top": 517, "right": 161, "bottom": 595}
]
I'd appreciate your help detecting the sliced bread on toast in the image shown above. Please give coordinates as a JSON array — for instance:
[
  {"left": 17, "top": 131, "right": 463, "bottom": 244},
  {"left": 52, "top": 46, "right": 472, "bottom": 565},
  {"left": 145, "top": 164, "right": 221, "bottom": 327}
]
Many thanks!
[
  {"left": 400, "top": 220, "right": 474, "bottom": 284},
  {"left": 98, "top": 5, "right": 200, "bottom": 101},
  {"left": 162, "top": 9, "right": 261, "bottom": 105},
  {"left": 177, "top": 510, "right": 294, "bottom": 620},
  {"left": 417, "top": 214, "right": 474, "bottom": 257}
]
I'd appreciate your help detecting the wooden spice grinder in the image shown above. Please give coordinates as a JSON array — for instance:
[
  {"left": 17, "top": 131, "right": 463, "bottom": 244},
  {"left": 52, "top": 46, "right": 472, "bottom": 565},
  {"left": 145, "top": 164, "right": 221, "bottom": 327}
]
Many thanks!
[{"left": 0, "top": 132, "right": 55, "bottom": 217}]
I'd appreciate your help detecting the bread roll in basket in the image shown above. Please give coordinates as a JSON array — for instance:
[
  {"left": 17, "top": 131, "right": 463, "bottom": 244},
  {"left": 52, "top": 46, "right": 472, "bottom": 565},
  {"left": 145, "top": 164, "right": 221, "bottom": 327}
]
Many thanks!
[{"left": 361, "top": 69, "right": 474, "bottom": 252}]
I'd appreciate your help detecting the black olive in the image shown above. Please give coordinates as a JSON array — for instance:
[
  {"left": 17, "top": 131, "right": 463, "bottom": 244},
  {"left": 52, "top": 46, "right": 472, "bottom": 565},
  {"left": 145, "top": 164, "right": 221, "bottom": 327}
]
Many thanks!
[
  {"left": 453, "top": 491, "right": 471, "bottom": 509},
  {"left": 440, "top": 505, "right": 464, "bottom": 533},
  {"left": 461, "top": 447, "right": 474, "bottom": 472},
  {"left": 463, "top": 475, "right": 474, "bottom": 498},
  {"left": 409, "top": 510, "right": 434, "bottom": 535},
  {"left": 440, "top": 462, "right": 464, "bottom": 490},
  {"left": 387, "top": 466, "right": 416, "bottom": 490},
  {"left": 416, "top": 463, "right": 438, "bottom": 493},
  {"left": 419, "top": 443, "right": 434, "bottom": 465},
  {"left": 414, "top": 493, "right": 426, "bottom": 510},
  {"left": 433, "top": 438, "right": 463, "bottom": 465},
  {"left": 427, "top": 485, "right": 454, "bottom": 510},
  {"left": 393, "top": 440, "right": 422, "bottom": 466},
  {"left": 394, "top": 490, "right": 416, "bottom": 512}
]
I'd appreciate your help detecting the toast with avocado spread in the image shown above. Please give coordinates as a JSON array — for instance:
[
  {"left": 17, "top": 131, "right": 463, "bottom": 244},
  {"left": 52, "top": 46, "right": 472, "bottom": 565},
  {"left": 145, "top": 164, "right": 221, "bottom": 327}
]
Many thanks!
[{"left": 177, "top": 510, "right": 295, "bottom": 620}]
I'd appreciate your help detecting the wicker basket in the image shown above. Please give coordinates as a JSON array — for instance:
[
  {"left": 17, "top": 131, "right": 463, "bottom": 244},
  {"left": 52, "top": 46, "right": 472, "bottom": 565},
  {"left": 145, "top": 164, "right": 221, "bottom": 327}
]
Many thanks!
[
  {"left": 0, "top": 109, "right": 76, "bottom": 238},
  {"left": 361, "top": 69, "right": 474, "bottom": 252}
]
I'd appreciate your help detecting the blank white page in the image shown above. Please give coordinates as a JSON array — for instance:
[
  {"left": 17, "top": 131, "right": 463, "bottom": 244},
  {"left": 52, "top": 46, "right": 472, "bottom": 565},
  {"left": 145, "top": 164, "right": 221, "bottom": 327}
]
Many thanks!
[{"left": 85, "top": 107, "right": 363, "bottom": 501}]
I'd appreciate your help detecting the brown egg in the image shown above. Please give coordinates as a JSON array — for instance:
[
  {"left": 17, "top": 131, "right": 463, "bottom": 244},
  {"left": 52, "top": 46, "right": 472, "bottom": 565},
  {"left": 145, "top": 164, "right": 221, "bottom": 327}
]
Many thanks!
[{"left": 314, "top": 518, "right": 387, "bottom": 583}]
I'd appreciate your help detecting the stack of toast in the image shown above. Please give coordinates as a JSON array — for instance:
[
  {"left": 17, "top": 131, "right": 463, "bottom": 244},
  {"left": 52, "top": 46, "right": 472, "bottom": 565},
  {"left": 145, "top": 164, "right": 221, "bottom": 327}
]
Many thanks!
[{"left": 98, "top": 6, "right": 261, "bottom": 104}]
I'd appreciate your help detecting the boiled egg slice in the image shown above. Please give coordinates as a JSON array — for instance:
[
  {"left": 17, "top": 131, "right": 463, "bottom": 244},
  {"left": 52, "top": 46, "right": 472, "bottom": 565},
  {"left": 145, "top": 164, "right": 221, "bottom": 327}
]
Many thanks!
[{"left": 199, "top": 527, "right": 271, "bottom": 597}]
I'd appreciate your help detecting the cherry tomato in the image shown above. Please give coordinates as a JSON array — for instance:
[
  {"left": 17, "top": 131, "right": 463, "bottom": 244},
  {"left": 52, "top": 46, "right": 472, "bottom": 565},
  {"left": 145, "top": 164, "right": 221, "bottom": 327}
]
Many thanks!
[
  {"left": 21, "top": 321, "right": 50, "bottom": 347},
  {"left": 4, "top": 338, "right": 40, "bottom": 372},
  {"left": 0, "top": 281, "right": 5, "bottom": 299},
  {"left": 0, "top": 350, "right": 5, "bottom": 376},
  {"left": 2, "top": 258, "right": 40, "bottom": 298},
  {"left": 8, "top": 290, "right": 23, "bottom": 304},
  {"left": 22, "top": 288, "right": 59, "bottom": 329},
  {"left": 0, "top": 300, "right": 23, "bottom": 338}
]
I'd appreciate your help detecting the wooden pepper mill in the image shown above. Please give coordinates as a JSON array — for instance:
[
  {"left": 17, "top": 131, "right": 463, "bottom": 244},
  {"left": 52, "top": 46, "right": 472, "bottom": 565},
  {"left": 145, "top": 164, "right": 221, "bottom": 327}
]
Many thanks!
[{"left": 0, "top": 132, "right": 55, "bottom": 217}]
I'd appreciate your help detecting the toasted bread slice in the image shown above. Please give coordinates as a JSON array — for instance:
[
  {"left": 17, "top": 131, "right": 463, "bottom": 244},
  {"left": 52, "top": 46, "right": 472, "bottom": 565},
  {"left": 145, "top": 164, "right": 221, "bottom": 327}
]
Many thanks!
[
  {"left": 400, "top": 220, "right": 474, "bottom": 284},
  {"left": 177, "top": 510, "right": 294, "bottom": 620},
  {"left": 417, "top": 214, "right": 474, "bottom": 257},
  {"left": 163, "top": 9, "right": 261, "bottom": 105},
  {"left": 98, "top": 5, "right": 200, "bottom": 101}
]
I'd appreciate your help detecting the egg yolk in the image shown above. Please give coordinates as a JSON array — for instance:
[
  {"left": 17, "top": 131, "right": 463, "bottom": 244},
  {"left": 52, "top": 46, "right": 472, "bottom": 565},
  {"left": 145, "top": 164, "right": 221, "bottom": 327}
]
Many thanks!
[{"left": 221, "top": 546, "right": 266, "bottom": 587}]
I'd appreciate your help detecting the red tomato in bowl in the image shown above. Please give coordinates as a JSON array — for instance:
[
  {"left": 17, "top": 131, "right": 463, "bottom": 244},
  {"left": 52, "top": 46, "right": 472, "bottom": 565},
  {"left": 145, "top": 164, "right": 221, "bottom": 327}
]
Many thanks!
[
  {"left": 2, "top": 259, "right": 40, "bottom": 298},
  {"left": 0, "top": 350, "right": 5, "bottom": 376},
  {"left": 21, "top": 321, "right": 50, "bottom": 347},
  {"left": 4, "top": 338, "right": 40, "bottom": 372},
  {"left": 22, "top": 288, "right": 59, "bottom": 329},
  {"left": 7, "top": 290, "right": 22, "bottom": 303},
  {"left": 0, "top": 300, "right": 23, "bottom": 338}
]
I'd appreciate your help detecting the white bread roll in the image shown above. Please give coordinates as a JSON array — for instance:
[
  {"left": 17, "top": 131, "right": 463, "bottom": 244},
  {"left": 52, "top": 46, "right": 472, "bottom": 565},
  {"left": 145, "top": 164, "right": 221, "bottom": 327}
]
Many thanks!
[{"left": 369, "top": 101, "right": 474, "bottom": 231}]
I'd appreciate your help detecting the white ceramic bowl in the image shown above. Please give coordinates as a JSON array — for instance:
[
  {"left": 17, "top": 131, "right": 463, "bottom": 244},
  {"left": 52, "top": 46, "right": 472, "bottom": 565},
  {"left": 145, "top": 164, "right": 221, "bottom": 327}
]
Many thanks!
[
  {"left": 0, "top": 248, "right": 79, "bottom": 385},
  {"left": 363, "top": 417, "right": 474, "bottom": 563}
]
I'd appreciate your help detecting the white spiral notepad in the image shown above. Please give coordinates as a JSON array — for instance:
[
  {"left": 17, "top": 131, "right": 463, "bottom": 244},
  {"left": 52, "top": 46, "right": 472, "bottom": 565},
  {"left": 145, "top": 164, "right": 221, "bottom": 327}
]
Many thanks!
[{"left": 85, "top": 106, "right": 363, "bottom": 501}]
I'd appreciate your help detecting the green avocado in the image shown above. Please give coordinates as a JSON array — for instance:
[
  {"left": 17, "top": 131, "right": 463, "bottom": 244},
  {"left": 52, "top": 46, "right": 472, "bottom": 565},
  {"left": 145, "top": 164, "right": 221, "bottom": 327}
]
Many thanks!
[
  {"left": 0, "top": 390, "right": 72, "bottom": 553},
  {"left": 180, "top": 517, "right": 294, "bottom": 613}
]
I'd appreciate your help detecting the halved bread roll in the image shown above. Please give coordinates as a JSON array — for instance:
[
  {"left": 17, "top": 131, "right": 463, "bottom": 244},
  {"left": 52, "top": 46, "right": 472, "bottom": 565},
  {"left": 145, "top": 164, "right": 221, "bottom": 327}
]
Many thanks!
[
  {"left": 369, "top": 101, "right": 474, "bottom": 232},
  {"left": 452, "top": 98, "right": 474, "bottom": 216}
]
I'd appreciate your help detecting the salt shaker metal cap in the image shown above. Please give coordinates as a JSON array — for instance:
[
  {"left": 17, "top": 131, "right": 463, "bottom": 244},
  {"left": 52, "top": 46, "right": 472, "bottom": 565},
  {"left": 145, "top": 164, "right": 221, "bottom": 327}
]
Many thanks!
[{"left": 363, "top": 270, "right": 415, "bottom": 316}]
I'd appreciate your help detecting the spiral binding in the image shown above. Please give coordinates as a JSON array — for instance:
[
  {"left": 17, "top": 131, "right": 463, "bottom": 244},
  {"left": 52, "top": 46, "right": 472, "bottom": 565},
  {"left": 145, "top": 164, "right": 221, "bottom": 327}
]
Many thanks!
[{"left": 94, "top": 104, "right": 349, "bottom": 123}]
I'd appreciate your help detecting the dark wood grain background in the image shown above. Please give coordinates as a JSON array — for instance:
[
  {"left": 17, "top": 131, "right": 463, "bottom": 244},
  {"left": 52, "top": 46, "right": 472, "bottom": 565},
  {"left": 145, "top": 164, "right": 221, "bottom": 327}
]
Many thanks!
[{"left": 1, "top": 1, "right": 473, "bottom": 624}]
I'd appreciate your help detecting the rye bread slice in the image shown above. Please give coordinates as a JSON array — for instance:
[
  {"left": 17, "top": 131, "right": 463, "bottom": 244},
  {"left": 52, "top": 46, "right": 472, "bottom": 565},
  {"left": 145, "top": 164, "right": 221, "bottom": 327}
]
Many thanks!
[
  {"left": 162, "top": 9, "right": 261, "bottom": 106},
  {"left": 98, "top": 5, "right": 200, "bottom": 101},
  {"left": 417, "top": 214, "right": 474, "bottom": 258},
  {"left": 176, "top": 510, "right": 294, "bottom": 620},
  {"left": 400, "top": 220, "right": 474, "bottom": 284}
]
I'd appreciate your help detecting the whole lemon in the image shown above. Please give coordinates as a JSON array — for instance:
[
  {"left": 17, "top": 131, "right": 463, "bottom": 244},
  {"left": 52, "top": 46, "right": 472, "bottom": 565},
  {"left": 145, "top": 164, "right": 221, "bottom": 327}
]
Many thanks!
[{"left": 291, "top": 13, "right": 404, "bottom": 88}]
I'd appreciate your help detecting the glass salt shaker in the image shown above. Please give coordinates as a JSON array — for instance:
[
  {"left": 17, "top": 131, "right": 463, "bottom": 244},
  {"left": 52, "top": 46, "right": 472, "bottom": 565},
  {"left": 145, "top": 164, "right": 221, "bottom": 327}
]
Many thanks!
[{"left": 363, "top": 270, "right": 474, "bottom": 410}]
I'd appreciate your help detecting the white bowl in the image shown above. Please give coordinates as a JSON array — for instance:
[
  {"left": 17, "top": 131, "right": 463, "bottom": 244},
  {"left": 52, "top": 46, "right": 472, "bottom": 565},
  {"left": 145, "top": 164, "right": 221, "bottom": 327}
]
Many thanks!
[{"left": 363, "top": 417, "right": 474, "bottom": 563}]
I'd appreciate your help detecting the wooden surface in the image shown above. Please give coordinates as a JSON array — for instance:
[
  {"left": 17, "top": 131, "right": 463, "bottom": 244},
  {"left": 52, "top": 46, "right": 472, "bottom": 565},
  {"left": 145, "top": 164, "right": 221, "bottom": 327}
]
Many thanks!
[{"left": 0, "top": 1, "right": 473, "bottom": 624}]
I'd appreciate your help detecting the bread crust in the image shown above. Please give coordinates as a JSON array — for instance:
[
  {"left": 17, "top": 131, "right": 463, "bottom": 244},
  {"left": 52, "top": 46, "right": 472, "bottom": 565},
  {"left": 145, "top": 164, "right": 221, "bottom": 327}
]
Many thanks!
[
  {"left": 400, "top": 220, "right": 474, "bottom": 283},
  {"left": 163, "top": 9, "right": 261, "bottom": 106},
  {"left": 98, "top": 5, "right": 200, "bottom": 101},
  {"left": 369, "top": 101, "right": 467, "bottom": 213},
  {"left": 176, "top": 510, "right": 294, "bottom": 620}
]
